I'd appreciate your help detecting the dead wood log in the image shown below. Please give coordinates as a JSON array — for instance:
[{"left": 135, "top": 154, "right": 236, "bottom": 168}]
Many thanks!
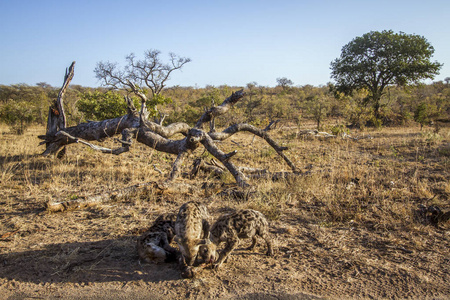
[
  {"left": 39, "top": 111, "right": 190, "bottom": 156},
  {"left": 264, "top": 120, "right": 280, "bottom": 131},
  {"left": 199, "top": 131, "right": 248, "bottom": 186},
  {"left": 189, "top": 158, "right": 302, "bottom": 182},
  {"left": 297, "top": 129, "right": 373, "bottom": 141},
  {"left": 46, "top": 181, "right": 194, "bottom": 212},
  {"left": 40, "top": 103, "right": 141, "bottom": 156},
  {"left": 189, "top": 158, "right": 225, "bottom": 179}
]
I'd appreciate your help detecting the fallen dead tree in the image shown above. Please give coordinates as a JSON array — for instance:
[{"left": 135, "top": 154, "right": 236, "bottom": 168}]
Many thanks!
[{"left": 39, "top": 62, "right": 299, "bottom": 210}]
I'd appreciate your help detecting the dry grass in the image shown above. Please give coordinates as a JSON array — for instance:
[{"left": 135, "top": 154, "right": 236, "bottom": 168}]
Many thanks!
[{"left": 0, "top": 123, "right": 449, "bottom": 299}]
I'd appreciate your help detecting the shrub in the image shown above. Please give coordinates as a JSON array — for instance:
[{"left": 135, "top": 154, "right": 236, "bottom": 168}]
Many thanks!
[
  {"left": 77, "top": 91, "right": 139, "bottom": 121},
  {"left": 0, "top": 100, "right": 36, "bottom": 134}
]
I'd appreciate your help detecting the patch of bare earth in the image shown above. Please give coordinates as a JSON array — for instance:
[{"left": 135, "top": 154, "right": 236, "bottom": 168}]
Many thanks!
[{"left": 1, "top": 125, "right": 449, "bottom": 299}]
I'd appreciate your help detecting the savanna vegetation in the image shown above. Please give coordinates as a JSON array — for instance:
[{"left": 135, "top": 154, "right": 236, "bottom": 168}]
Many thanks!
[
  {"left": 1, "top": 78, "right": 449, "bottom": 134},
  {"left": 0, "top": 30, "right": 449, "bottom": 299}
]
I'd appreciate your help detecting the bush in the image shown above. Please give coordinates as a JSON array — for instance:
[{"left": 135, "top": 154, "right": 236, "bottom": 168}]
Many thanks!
[
  {"left": 330, "top": 124, "right": 349, "bottom": 136},
  {"left": 414, "top": 102, "right": 437, "bottom": 130},
  {"left": 77, "top": 91, "right": 139, "bottom": 121},
  {"left": 0, "top": 100, "right": 36, "bottom": 134}
]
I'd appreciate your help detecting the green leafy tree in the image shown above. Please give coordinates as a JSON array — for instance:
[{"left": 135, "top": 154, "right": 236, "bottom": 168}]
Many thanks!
[
  {"left": 190, "top": 88, "right": 222, "bottom": 108},
  {"left": 0, "top": 83, "right": 57, "bottom": 125},
  {"left": 77, "top": 91, "right": 139, "bottom": 121},
  {"left": 261, "top": 95, "right": 291, "bottom": 122},
  {"left": 414, "top": 102, "right": 437, "bottom": 130},
  {"left": 306, "top": 95, "right": 331, "bottom": 130},
  {"left": 331, "top": 30, "right": 442, "bottom": 121}
]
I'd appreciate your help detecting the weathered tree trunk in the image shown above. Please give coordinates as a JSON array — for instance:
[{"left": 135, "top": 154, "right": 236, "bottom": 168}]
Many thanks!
[{"left": 44, "top": 61, "right": 75, "bottom": 157}]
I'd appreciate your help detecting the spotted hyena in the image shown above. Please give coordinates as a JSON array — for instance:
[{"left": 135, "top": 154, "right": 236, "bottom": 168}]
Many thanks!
[
  {"left": 174, "top": 201, "right": 214, "bottom": 277},
  {"left": 199, "top": 209, "right": 274, "bottom": 269},
  {"left": 137, "top": 213, "right": 179, "bottom": 263}
]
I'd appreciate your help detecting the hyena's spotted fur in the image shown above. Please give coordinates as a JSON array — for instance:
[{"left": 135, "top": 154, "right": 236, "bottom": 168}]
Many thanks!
[
  {"left": 199, "top": 209, "right": 273, "bottom": 269},
  {"left": 174, "top": 201, "right": 214, "bottom": 277},
  {"left": 137, "top": 213, "right": 179, "bottom": 263}
]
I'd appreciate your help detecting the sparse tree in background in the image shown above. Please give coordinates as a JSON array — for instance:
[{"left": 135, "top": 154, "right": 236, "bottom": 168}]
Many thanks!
[
  {"left": 414, "top": 102, "right": 438, "bottom": 130},
  {"left": 331, "top": 30, "right": 442, "bottom": 122},
  {"left": 246, "top": 82, "right": 258, "bottom": 103},
  {"left": 242, "top": 82, "right": 263, "bottom": 124},
  {"left": 276, "top": 77, "right": 294, "bottom": 90},
  {"left": 306, "top": 95, "right": 331, "bottom": 130},
  {"left": 445, "top": 77, "right": 450, "bottom": 86},
  {"left": 94, "top": 49, "right": 191, "bottom": 124}
]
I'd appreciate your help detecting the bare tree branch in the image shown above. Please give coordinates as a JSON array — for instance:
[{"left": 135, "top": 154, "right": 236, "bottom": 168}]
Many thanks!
[
  {"left": 96, "top": 49, "right": 191, "bottom": 98},
  {"left": 198, "top": 131, "right": 248, "bottom": 187},
  {"left": 209, "top": 123, "right": 298, "bottom": 173},
  {"left": 195, "top": 89, "right": 245, "bottom": 129}
]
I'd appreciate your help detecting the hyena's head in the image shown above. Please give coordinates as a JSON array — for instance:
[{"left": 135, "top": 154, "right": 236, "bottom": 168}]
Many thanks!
[
  {"left": 198, "top": 238, "right": 218, "bottom": 264},
  {"left": 175, "top": 236, "right": 216, "bottom": 266}
]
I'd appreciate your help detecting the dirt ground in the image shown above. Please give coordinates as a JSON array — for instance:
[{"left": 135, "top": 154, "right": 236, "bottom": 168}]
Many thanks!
[{"left": 1, "top": 125, "right": 449, "bottom": 299}]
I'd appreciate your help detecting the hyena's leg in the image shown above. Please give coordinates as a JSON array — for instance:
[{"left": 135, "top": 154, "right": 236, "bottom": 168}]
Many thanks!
[
  {"left": 246, "top": 236, "right": 258, "bottom": 251},
  {"left": 161, "top": 233, "right": 179, "bottom": 261},
  {"left": 260, "top": 231, "right": 273, "bottom": 256},
  {"left": 214, "top": 237, "right": 239, "bottom": 269}
]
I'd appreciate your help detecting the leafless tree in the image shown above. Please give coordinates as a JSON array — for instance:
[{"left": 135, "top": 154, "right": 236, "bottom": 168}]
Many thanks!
[{"left": 95, "top": 50, "right": 191, "bottom": 124}]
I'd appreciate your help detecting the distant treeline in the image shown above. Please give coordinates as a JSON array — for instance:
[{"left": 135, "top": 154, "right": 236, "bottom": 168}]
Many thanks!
[{"left": 0, "top": 81, "right": 449, "bottom": 134}]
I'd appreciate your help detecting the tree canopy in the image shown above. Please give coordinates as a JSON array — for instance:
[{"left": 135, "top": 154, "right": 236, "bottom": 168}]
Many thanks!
[
  {"left": 330, "top": 30, "right": 442, "bottom": 120},
  {"left": 276, "top": 77, "right": 294, "bottom": 90}
]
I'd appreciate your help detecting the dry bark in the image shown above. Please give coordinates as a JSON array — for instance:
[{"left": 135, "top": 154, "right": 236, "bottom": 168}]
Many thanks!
[{"left": 43, "top": 61, "right": 75, "bottom": 157}]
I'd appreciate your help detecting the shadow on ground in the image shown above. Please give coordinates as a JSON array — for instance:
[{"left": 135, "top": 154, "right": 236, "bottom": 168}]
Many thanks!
[{"left": 0, "top": 236, "right": 181, "bottom": 284}]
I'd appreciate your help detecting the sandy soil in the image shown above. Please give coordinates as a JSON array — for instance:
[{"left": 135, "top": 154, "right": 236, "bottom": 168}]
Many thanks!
[{"left": 1, "top": 195, "right": 449, "bottom": 300}]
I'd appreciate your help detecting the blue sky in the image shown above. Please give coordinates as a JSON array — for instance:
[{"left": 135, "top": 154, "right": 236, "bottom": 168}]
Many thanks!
[{"left": 1, "top": 0, "right": 449, "bottom": 88}]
